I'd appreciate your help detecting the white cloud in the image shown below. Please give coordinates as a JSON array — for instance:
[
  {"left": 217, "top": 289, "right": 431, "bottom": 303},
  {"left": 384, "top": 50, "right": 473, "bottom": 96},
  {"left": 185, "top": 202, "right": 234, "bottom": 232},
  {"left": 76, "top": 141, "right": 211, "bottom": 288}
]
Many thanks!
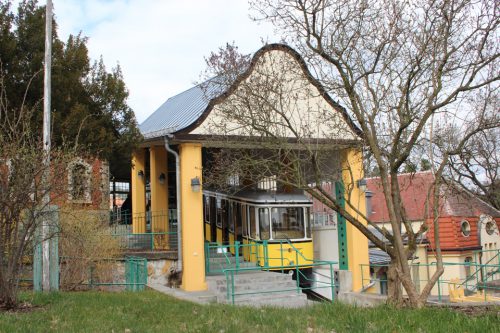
[{"left": 38, "top": 0, "right": 278, "bottom": 122}]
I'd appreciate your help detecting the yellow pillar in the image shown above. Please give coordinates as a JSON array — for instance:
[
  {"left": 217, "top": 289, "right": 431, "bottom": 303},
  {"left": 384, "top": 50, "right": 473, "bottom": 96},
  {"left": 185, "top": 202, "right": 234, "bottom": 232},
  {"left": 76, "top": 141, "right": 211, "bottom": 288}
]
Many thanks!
[
  {"left": 342, "top": 148, "right": 369, "bottom": 291},
  {"left": 179, "top": 143, "right": 207, "bottom": 291},
  {"left": 150, "top": 146, "right": 168, "bottom": 232},
  {"left": 131, "top": 149, "right": 146, "bottom": 233},
  {"left": 150, "top": 146, "right": 169, "bottom": 250}
]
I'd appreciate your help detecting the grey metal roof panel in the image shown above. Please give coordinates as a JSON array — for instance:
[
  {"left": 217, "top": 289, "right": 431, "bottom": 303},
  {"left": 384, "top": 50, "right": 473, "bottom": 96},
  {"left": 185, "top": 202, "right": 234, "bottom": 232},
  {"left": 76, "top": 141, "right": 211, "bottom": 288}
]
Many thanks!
[
  {"left": 204, "top": 188, "right": 312, "bottom": 205},
  {"left": 369, "top": 248, "right": 391, "bottom": 265},
  {"left": 139, "top": 78, "right": 225, "bottom": 139}
]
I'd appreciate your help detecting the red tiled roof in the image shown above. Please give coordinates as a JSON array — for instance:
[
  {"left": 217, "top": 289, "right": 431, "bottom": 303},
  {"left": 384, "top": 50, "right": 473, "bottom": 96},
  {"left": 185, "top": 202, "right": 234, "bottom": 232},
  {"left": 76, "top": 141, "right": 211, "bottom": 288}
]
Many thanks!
[
  {"left": 367, "top": 171, "right": 435, "bottom": 223},
  {"left": 367, "top": 171, "right": 500, "bottom": 223}
]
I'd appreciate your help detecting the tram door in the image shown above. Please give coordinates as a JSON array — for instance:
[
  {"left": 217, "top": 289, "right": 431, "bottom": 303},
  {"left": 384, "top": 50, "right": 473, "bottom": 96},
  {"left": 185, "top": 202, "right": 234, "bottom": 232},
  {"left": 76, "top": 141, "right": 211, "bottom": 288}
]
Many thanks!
[
  {"left": 222, "top": 200, "right": 229, "bottom": 244},
  {"left": 209, "top": 197, "right": 217, "bottom": 242}
]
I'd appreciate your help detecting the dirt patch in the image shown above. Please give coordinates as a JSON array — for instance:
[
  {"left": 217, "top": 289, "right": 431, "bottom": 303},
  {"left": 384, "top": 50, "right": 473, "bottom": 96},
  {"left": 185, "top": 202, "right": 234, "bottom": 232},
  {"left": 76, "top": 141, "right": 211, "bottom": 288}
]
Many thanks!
[
  {"left": 447, "top": 305, "right": 500, "bottom": 317},
  {"left": 0, "top": 302, "right": 42, "bottom": 314}
]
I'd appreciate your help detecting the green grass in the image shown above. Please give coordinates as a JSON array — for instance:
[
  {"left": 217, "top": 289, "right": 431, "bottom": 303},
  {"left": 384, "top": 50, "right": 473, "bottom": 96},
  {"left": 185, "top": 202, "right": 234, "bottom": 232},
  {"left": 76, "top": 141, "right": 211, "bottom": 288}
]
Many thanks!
[{"left": 0, "top": 291, "right": 499, "bottom": 333}]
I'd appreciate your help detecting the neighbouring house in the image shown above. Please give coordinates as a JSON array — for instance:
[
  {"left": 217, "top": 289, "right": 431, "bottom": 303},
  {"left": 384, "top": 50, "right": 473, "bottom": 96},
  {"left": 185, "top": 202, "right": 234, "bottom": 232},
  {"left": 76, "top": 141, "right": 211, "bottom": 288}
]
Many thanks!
[{"left": 364, "top": 171, "right": 500, "bottom": 296}]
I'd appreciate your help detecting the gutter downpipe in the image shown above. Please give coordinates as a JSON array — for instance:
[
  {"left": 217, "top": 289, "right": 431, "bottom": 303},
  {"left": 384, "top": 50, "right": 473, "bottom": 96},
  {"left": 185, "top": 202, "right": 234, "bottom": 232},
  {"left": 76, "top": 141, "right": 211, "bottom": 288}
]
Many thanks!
[{"left": 164, "top": 136, "right": 182, "bottom": 272}]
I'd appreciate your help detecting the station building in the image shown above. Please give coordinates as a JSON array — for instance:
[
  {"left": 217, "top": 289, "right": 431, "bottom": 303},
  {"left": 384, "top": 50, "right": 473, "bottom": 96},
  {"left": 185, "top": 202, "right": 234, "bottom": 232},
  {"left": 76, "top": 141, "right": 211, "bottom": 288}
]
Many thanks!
[{"left": 129, "top": 44, "right": 369, "bottom": 292}]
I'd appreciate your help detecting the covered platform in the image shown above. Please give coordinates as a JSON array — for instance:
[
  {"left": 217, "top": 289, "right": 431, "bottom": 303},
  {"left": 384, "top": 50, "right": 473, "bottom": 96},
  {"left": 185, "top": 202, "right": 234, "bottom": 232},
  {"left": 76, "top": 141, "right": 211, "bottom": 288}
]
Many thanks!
[{"left": 130, "top": 44, "right": 369, "bottom": 292}]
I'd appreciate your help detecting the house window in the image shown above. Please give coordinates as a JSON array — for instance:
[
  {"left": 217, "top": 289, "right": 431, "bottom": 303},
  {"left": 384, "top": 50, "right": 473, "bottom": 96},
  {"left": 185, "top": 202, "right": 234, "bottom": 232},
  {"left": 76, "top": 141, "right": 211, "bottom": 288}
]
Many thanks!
[
  {"left": 464, "top": 257, "right": 473, "bottom": 278},
  {"left": 69, "top": 161, "right": 91, "bottom": 202},
  {"left": 485, "top": 221, "right": 495, "bottom": 236},
  {"left": 461, "top": 220, "right": 471, "bottom": 237}
]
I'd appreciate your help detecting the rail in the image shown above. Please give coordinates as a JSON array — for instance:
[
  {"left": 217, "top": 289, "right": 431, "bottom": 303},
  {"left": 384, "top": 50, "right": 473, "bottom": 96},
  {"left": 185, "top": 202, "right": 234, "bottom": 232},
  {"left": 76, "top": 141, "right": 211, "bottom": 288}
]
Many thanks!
[
  {"left": 111, "top": 231, "right": 178, "bottom": 251},
  {"left": 109, "top": 210, "right": 178, "bottom": 252},
  {"left": 223, "top": 261, "right": 337, "bottom": 305},
  {"left": 361, "top": 259, "right": 500, "bottom": 303},
  {"left": 205, "top": 240, "right": 337, "bottom": 303},
  {"left": 59, "top": 256, "right": 147, "bottom": 291},
  {"left": 460, "top": 249, "right": 500, "bottom": 290}
]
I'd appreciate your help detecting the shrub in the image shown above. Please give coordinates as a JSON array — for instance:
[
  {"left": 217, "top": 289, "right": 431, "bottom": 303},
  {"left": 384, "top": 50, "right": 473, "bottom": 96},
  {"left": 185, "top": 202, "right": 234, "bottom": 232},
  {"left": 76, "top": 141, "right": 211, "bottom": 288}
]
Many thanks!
[{"left": 59, "top": 207, "right": 121, "bottom": 290}]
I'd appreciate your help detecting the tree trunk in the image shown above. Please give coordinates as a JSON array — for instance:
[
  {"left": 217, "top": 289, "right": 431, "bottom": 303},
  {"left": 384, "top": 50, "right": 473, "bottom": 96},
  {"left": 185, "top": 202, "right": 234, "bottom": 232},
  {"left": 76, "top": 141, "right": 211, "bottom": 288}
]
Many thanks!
[
  {"left": 0, "top": 276, "right": 17, "bottom": 309},
  {"left": 387, "top": 258, "right": 403, "bottom": 306}
]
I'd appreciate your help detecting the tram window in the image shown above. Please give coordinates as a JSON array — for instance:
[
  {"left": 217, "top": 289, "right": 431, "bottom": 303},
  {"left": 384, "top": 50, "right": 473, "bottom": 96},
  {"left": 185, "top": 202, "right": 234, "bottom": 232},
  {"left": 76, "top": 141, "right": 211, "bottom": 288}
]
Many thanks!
[
  {"left": 259, "top": 208, "right": 270, "bottom": 240},
  {"left": 204, "top": 196, "right": 210, "bottom": 224},
  {"left": 242, "top": 204, "right": 248, "bottom": 237},
  {"left": 216, "top": 197, "right": 222, "bottom": 228},
  {"left": 306, "top": 207, "right": 311, "bottom": 238},
  {"left": 270, "top": 207, "right": 305, "bottom": 240},
  {"left": 231, "top": 202, "right": 241, "bottom": 235},
  {"left": 221, "top": 200, "right": 228, "bottom": 229},
  {"left": 228, "top": 202, "right": 234, "bottom": 233},
  {"left": 249, "top": 207, "right": 257, "bottom": 239}
]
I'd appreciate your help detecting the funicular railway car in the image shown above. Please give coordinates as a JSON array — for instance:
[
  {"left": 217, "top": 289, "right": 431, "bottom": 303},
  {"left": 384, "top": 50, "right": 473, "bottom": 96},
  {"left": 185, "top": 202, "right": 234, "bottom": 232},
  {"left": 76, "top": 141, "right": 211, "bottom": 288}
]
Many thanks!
[{"left": 203, "top": 189, "right": 314, "bottom": 269}]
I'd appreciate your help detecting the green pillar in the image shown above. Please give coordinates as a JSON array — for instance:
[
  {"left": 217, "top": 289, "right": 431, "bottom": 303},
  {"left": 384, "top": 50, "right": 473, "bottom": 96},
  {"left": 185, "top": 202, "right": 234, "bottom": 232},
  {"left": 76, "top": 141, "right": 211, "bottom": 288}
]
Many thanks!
[{"left": 335, "top": 181, "right": 348, "bottom": 270}]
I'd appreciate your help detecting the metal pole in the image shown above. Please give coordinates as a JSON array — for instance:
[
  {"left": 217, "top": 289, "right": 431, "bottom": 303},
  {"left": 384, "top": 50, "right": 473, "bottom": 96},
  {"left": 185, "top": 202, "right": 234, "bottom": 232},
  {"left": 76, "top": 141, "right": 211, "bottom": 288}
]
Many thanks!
[{"left": 42, "top": 0, "right": 53, "bottom": 292}]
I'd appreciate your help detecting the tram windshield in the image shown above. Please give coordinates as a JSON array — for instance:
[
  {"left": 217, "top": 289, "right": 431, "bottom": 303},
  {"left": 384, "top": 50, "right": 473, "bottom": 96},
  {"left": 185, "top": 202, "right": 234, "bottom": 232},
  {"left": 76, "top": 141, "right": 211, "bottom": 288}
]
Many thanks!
[{"left": 271, "top": 207, "right": 306, "bottom": 239}]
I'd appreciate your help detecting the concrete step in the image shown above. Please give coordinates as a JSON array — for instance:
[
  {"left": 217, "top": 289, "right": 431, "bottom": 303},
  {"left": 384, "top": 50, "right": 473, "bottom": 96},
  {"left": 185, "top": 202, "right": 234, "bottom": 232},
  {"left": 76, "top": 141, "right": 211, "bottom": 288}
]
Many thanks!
[
  {"left": 223, "top": 292, "right": 310, "bottom": 307},
  {"left": 206, "top": 270, "right": 311, "bottom": 307},
  {"left": 213, "top": 280, "right": 298, "bottom": 294},
  {"left": 208, "top": 271, "right": 293, "bottom": 284},
  {"left": 234, "top": 297, "right": 312, "bottom": 308}
]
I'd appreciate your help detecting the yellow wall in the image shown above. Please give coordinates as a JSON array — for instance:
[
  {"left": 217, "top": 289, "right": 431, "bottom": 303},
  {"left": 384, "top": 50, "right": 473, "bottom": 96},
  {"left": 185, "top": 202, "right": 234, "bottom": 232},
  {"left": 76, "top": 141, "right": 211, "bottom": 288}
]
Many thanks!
[
  {"left": 150, "top": 146, "right": 168, "bottom": 233},
  {"left": 179, "top": 143, "right": 207, "bottom": 291},
  {"left": 342, "top": 148, "right": 370, "bottom": 291},
  {"left": 131, "top": 149, "right": 146, "bottom": 233}
]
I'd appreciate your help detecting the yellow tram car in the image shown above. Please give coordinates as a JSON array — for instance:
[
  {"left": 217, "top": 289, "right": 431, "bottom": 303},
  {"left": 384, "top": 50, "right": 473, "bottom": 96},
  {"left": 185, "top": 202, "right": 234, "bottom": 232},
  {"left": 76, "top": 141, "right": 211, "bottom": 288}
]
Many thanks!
[{"left": 203, "top": 189, "right": 314, "bottom": 269}]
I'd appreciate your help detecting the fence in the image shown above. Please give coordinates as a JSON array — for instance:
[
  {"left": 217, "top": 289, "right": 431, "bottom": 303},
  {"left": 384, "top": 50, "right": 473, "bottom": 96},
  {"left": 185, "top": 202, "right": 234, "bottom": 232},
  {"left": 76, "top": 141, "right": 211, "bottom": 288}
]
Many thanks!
[
  {"left": 109, "top": 210, "right": 178, "bottom": 252},
  {"left": 361, "top": 249, "right": 500, "bottom": 303},
  {"left": 60, "top": 256, "right": 148, "bottom": 291}
]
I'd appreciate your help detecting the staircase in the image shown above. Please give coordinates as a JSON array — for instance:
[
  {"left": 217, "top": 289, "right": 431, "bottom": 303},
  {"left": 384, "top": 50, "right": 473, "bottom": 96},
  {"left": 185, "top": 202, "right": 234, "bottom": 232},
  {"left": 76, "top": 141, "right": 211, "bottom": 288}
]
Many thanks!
[
  {"left": 206, "top": 270, "right": 311, "bottom": 307},
  {"left": 206, "top": 251, "right": 248, "bottom": 274}
]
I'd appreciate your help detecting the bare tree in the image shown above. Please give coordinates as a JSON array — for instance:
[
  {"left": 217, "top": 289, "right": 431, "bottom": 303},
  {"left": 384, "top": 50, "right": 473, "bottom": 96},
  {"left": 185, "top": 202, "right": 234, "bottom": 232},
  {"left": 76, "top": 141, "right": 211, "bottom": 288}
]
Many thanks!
[
  {"left": 0, "top": 73, "right": 76, "bottom": 308},
  {"left": 447, "top": 126, "right": 499, "bottom": 210},
  {"left": 200, "top": 0, "right": 499, "bottom": 307}
]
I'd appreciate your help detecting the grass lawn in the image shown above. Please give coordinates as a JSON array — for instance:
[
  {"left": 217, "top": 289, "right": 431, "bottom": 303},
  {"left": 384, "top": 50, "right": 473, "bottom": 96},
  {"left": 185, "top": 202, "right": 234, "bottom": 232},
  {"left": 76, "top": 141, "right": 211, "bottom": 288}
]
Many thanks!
[{"left": 0, "top": 290, "right": 499, "bottom": 333}]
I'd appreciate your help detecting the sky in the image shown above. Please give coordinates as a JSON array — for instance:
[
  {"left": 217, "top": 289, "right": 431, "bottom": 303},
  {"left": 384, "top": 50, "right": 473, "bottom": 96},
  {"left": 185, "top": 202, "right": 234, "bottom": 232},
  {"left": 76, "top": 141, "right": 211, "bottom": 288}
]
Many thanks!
[{"left": 32, "top": 0, "right": 278, "bottom": 123}]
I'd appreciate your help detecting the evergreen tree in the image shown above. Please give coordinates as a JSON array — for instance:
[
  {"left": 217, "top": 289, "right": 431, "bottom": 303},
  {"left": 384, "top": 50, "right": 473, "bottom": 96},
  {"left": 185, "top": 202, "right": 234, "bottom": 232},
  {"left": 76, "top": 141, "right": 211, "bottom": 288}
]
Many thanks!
[{"left": 0, "top": 0, "right": 141, "bottom": 178}]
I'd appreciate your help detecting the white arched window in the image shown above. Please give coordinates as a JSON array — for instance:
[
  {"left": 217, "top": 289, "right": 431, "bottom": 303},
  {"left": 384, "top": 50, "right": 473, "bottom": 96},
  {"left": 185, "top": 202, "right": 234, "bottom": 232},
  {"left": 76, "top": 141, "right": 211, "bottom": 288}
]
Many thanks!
[{"left": 68, "top": 160, "right": 91, "bottom": 203}]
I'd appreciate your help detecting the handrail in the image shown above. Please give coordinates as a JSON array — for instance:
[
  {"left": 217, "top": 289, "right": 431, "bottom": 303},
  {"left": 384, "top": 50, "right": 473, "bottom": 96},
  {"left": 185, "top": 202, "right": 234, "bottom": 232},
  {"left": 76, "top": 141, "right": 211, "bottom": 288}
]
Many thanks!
[
  {"left": 360, "top": 258, "right": 500, "bottom": 301},
  {"left": 461, "top": 251, "right": 499, "bottom": 288},
  {"left": 223, "top": 260, "right": 337, "bottom": 304}
]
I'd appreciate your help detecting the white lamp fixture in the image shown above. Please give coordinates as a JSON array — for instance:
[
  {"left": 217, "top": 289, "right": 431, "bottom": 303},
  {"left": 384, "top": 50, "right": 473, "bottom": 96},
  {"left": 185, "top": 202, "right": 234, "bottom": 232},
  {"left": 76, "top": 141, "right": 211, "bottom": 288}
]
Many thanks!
[
  {"left": 158, "top": 173, "right": 166, "bottom": 185},
  {"left": 356, "top": 178, "right": 367, "bottom": 192},
  {"left": 191, "top": 177, "right": 201, "bottom": 192}
]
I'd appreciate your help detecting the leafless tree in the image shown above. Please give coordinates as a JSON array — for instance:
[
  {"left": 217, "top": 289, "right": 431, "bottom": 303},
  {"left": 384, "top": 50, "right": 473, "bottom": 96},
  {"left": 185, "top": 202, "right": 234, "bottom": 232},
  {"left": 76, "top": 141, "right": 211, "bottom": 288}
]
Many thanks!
[
  {"left": 447, "top": 125, "right": 499, "bottom": 210},
  {"left": 0, "top": 73, "right": 76, "bottom": 309},
  {"left": 200, "top": 0, "right": 499, "bottom": 307}
]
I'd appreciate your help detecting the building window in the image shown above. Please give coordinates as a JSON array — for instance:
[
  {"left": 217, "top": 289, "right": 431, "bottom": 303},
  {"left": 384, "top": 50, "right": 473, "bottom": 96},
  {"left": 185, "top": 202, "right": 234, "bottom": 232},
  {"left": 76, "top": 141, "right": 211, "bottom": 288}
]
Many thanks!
[
  {"left": 485, "top": 221, "right": 495, "bottom": 236},
  {"left": 464, "top": 256, "right": 473, "bottom": 278},
  {"left": 461, "top": 220, "right": 471, "bottom": 237},
  {"left": 68, "top": 161, "right": 91, "bottom": 202}
]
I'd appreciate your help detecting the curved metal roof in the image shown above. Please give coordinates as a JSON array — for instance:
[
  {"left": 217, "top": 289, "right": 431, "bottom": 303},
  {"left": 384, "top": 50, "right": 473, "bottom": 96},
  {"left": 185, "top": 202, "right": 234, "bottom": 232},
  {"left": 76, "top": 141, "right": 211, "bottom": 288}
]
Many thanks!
[{"left": 139, "top": 78, "right": 225, "bottom": 139}]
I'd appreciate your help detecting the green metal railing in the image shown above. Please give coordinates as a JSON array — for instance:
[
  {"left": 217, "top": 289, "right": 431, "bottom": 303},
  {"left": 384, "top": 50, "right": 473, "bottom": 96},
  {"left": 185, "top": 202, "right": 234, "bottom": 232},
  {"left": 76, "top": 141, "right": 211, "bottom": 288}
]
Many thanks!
[
  {"left": 205, "top": 241, "right": 263, "bottom": 274},
  {"left": 205, "top": 240, "right": 337, "bottom": 303},
  {"left": 109, "top": 211, "right": 178, "bottom": 252},
  {"left": 472, "top": 249, "right": 500, "bottom": 285},
  {"left": 112, "top": 231, "right": 178, "bottom": 251},
  {"left": 223, "top": 261, "right": 336, "bottom": 305},
  {"left": 61, "top": 256, "right": 148, "bottom": 291},
  {"left": 361, "top": 256, "right": 500, "bottom": 303}
]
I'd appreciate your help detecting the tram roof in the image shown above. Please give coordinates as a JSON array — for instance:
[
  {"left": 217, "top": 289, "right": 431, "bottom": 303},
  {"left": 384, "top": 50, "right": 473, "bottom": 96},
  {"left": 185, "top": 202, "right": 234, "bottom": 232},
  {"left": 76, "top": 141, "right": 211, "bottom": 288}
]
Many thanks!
[{"left": 204, "top": 189, "right": 312, "bottom": 205}]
